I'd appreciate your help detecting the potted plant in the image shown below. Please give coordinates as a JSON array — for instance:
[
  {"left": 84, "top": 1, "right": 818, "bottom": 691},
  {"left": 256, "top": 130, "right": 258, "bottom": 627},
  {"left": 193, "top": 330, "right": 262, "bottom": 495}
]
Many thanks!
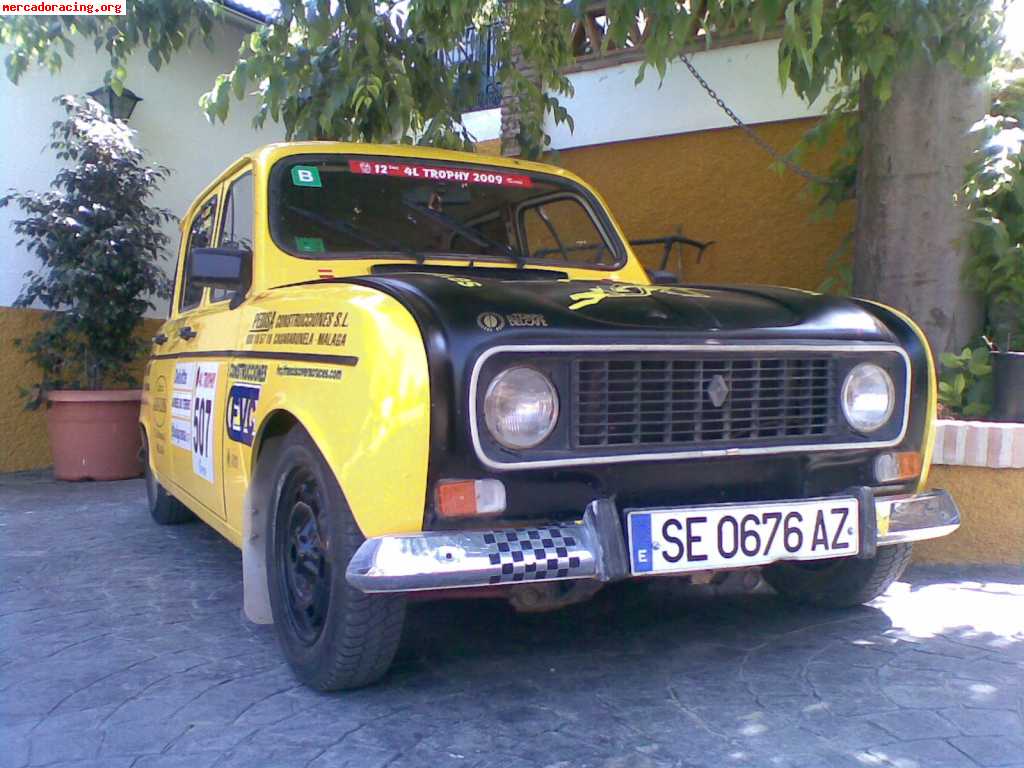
[{"left": 1, "top": 95, "right": 173, "bottom": 480}]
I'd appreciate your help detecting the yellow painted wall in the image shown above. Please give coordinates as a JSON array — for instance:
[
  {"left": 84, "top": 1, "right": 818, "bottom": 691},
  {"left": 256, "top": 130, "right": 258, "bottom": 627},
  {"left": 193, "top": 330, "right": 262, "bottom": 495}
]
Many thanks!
[
  {"left": 914, "top": 466, "right": 1024, "bottom": 565},
  {"left": 0, "top": 306, "right": 161, "bottom": 473},
  {"left": 550, "top": 118, "right": 853, "bottom": 290}
]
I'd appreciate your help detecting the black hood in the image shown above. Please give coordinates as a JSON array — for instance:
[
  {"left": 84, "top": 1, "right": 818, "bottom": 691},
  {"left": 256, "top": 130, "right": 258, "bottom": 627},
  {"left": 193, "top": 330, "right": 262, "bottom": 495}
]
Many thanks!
[
  {"left": 321, "top": 268, "right": 927, "bottom": 523},
  {"left": 345, "top": 270, "right": 896, "bottom": 345}
]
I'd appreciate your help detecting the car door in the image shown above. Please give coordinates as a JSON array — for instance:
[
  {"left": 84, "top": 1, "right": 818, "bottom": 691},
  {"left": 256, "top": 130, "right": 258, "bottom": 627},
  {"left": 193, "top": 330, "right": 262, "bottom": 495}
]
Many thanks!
[
  {"left": 165, "top": 188, "right": 241, "bottom": 523},
  {"left": 215, "top": 168, "right": 258, "bottom": 535}
]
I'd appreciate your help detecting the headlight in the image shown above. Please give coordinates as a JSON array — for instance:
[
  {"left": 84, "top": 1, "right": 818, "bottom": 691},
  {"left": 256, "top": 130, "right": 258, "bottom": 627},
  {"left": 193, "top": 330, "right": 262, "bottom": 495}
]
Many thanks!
[
  {"left": 484, "top": 367, "right": 559, "bottom": 450},
  {"left": 842, "top": 363, "right": 895, "bottom": 433}
]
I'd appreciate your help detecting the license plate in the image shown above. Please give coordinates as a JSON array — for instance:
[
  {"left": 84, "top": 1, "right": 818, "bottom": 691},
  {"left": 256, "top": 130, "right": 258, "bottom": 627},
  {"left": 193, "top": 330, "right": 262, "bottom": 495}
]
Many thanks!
[{"left": 628, "top": 497, "right": 860, "bottom": 575}]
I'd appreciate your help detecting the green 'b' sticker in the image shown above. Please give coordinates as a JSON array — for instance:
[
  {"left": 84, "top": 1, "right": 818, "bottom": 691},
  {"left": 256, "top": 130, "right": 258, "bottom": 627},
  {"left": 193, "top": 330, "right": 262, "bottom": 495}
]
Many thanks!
[
  {"left": 291, "top": 165, "right": 322, "bottom": 187},
  {"left": 295, "top": 237, "right": 325, "bottom": 253}
]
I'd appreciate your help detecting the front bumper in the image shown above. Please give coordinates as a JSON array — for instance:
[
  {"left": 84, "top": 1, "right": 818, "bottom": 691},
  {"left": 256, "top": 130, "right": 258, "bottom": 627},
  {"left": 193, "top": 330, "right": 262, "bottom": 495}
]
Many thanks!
[{"left": 346, "top": 490, "right": 959, "bottom": 594}]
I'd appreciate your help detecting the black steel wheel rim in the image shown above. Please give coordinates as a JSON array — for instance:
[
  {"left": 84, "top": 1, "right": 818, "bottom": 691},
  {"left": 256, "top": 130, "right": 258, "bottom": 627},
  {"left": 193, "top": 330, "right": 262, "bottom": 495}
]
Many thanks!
[{"left": 278, "top": 465, "right": 332, "bottom": 645}]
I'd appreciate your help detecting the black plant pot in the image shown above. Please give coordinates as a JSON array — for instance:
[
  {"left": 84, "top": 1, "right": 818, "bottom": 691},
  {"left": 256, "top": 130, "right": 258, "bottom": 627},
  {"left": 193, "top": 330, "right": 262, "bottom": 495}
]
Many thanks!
[{"left": 990, "top": 351, "right": 1024, "bottom": 423}]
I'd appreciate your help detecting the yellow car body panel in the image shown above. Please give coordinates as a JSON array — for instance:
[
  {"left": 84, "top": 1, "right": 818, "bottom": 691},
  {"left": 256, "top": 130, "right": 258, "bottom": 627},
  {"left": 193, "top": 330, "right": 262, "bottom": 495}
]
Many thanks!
[{"left": 142, "top": 141, "right": 642, "bottom": 546}]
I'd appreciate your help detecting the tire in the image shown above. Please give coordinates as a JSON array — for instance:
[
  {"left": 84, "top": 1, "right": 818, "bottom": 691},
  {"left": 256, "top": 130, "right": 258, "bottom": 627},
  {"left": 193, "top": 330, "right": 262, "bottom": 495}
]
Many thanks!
[
  {"left": 263, "top": 426, "right": 405, "bottom": 691},
  {"left": 142, "top": 431, "right": 194, "bottom": 525},
  {"left": 762, "top": 544, "right": 913, "bottom": 607}
]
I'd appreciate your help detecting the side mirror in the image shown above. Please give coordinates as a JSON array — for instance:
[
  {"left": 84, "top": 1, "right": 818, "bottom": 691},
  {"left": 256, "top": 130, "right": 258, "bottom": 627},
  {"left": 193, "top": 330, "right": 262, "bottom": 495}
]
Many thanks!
[
  {"left": 647, "top": 269, "right": 680, "bottom": 285},
  {"left": 189, "top": 247, "right": 251, "bottom": 307}
]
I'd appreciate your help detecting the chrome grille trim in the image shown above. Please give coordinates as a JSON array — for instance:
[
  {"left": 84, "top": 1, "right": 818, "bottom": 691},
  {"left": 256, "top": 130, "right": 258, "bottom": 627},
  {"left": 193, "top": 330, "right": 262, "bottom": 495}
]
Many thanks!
[{"left": 468, "top": 343, "right": 912, "bottom": 471}]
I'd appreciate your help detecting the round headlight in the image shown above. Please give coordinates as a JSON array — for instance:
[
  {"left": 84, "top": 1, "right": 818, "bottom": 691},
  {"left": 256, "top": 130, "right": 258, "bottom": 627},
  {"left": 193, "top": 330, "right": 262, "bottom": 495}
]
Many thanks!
[
  {"left": 484, "top": 367, "right": 559, "bottom": 450},
  {"left": 841, "top": 363, "right": 895, "bottom": 433}
]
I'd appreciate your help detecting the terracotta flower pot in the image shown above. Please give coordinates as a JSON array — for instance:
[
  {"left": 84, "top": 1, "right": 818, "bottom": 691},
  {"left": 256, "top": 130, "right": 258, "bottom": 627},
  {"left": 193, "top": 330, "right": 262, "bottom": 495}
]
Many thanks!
[{"left": 45, "top": 390, "right": 143, "bottom": 481}]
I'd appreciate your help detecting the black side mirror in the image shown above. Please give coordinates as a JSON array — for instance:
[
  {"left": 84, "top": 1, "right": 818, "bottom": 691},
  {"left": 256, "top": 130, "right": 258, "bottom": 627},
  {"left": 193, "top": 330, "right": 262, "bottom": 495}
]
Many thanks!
[
  {"left": 189, "top": 247, "right": 251, "bottom": 307},
  {"left": 647, "top": 269, "right": 680, "bottom": 285}
]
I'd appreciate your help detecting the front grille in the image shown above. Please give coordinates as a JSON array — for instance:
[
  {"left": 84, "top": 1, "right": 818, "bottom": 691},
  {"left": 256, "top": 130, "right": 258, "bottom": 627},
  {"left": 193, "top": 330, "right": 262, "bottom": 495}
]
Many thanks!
[{"left": 573, "top": 355, "right": 838, "bottom": 450}]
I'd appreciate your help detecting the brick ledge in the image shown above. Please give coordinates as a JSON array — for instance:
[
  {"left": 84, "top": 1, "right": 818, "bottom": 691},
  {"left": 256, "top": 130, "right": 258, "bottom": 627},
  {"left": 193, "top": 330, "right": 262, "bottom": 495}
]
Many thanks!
[{"left": 933, "top": 419, "right": 1024, "bottom": 468}]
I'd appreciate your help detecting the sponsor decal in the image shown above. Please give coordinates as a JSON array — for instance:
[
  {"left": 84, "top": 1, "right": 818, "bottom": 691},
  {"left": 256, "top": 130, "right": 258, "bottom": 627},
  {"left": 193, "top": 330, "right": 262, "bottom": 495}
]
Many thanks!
[
  {"left": 443, "top": 276, "right": 482, "bottom": 288},
  {"left": 295, "top": 236, "right": 325, "bottom": 253},
  {"left": 251, "top": 311, "right": 277, "bottom": 333},
  {"left": 229, "top": 362, "right": 268, "bottom": 383},
  {"left": 245, "top": 311, "right": 350, "bottom": 347},
  {"left": 567, "top": 283, "right": 710, "bottom": 311},
  {"left": 506, "top": 313, "right": 548, "bottom": 328},
  {"left": 226, "top": 384, "right": 261, "bottom": 446},
  {"left": 276, "top": 365, "right": 344, "bottom": 381},
  {"left": 153, "top": 375, "right": 168, "bottom": 428},
  {"left": 317, "top": 267, "right": 334, "bottom": 279},
  {"left": 477, "top": 311, "right": 548, "bottom": 332},
  {"left": 170, "top": 363, "right": 196, "bottom": 449},
  {"left": 477, "top": 312, "right": 505, "bottom": 333},
  {"left": 191, "top": 363, "right": 218, "bottom": 483},
  {"left": 348, "top": 160, "right": 532, "bottom": 188},
  {"left": 291, "top": 165, "right": 322, "bottom": 188},
  {"left": 171, "top": 419, "right": 191, "bottom": 452}
]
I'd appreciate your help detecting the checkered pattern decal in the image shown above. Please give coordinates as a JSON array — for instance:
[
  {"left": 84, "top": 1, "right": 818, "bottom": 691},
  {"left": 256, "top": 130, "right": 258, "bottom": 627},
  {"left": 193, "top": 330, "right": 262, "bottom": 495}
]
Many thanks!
[{"left": 483, "top": 527, "right": 585, "bottom": 584}]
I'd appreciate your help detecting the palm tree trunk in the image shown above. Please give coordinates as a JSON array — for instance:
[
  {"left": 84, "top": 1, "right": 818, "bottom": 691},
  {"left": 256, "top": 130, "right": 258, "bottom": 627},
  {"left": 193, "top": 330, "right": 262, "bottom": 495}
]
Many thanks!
[{"left": 853, "top": 59, "right": 988, "bottom": 355}]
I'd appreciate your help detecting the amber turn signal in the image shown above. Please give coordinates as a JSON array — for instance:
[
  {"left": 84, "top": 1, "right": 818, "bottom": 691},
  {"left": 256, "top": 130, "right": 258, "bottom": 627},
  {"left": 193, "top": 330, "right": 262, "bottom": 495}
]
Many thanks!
[
  {"left": 874, "top": 451, "right": 923, "bottom": 483},
  {"left": 436, "top": 479, "right": 507, "bottom": 519}
]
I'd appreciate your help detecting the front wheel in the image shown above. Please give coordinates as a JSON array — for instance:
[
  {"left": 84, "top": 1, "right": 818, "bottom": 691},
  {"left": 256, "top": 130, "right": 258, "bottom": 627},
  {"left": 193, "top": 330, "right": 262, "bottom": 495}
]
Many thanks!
[
  {"left": 761, "top": 544, "right": 912, "bottom": 607},
  {"left": 263, "top": 427, "right": 405, "bottom": 690}
]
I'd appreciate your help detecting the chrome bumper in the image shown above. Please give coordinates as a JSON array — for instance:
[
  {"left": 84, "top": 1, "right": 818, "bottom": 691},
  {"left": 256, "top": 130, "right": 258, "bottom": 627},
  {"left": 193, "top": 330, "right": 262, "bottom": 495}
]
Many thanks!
[
  {"left": 876, "top": 490, "right": 961, "bottom": 544},
  {"left": 346, "top": 490, "right": 960, "bottom": 594}
]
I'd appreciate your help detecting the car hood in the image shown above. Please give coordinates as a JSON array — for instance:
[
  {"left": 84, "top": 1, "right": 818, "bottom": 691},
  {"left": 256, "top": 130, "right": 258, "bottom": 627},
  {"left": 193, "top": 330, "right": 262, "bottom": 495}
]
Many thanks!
[{"left": 344, "top": 271, "right": 896, "bottom": 345}]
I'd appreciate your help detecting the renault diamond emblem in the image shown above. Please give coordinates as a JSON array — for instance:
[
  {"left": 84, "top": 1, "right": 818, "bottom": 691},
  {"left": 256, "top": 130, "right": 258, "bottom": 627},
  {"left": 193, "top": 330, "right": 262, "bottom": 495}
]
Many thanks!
[{"left": 707, "top": 374, "right": 729, "bottom": 408}]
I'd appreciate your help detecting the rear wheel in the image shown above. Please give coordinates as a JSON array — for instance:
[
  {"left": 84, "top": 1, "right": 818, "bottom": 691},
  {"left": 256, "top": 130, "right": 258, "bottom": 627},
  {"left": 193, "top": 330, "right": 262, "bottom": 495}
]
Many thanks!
[
  {"left": 264, "top": 427, "right": 405, "bottom": 690},
  {"left": 142, "top": 431, "right": 193, "bottom": 525},
  {"left": 762, "top": 544, "right": 913, "bottom": 607}
]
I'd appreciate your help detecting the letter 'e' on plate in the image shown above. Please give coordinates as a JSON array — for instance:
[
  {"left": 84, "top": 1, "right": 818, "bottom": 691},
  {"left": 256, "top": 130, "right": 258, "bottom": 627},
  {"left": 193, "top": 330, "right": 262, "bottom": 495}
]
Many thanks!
[{"left": 628, "top": 497, "right": 860, "bottom": 575}]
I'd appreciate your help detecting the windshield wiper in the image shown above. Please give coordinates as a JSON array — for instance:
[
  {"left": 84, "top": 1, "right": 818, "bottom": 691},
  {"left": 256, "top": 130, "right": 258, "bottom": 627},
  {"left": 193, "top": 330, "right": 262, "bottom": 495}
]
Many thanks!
[
  {"left": 401, "top": 201, "right": 526, "bottom": 268},
  {"left": 287, "top": 205, "right": 427, "bottom": 264}
]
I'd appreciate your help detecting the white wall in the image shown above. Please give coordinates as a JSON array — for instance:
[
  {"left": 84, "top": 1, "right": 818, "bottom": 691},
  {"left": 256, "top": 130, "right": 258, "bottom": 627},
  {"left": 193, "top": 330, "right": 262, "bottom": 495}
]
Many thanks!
[
  {"left": 0, "top": 21, "right": 283, "bottom": 316},
  {"left": 544, "top": 39, "right": 826, "bottom": 150}
]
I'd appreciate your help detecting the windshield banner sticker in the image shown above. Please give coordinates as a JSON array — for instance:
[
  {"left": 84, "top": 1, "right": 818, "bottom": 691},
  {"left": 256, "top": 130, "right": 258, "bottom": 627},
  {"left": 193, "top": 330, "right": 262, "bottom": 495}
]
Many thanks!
[{"left": 348, "top": 160, "right": 533, "bottom": 188}]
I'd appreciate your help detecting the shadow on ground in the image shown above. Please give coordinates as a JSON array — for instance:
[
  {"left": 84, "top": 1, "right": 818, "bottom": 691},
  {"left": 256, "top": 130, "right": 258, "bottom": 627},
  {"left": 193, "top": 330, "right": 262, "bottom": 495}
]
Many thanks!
[{"left": 1, "top": 472, "right": 1022, "bottom": 768}]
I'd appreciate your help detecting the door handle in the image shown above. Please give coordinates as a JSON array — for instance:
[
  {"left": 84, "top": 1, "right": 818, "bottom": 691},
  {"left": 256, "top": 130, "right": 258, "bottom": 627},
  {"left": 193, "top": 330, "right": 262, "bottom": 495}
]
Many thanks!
[
  {"left": 178, "top": 326, "right": 198, "bottom": 341},
  {"left": 152, "top": 333, "right": 168, "bottom": 345}
]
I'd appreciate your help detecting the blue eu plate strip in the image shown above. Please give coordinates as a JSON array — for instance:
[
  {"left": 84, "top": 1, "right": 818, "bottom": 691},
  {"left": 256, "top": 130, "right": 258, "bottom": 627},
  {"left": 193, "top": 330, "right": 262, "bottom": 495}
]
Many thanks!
[{"left": 630, "top": 513, "right": 653, "bottom": 573}]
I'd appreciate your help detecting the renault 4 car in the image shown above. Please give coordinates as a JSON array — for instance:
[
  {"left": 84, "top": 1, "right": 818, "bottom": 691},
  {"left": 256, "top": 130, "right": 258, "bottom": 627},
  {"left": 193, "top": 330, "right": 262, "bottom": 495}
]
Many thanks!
[{"left": 140, "top": 142, "right": 960, "bottom": 690}]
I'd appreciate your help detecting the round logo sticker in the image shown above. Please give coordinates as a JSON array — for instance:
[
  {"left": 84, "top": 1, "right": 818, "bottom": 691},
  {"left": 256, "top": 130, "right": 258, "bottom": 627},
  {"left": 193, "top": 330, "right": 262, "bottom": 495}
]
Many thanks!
[{"left": 477, "top": 312, "right": 506, "bottom": 333}]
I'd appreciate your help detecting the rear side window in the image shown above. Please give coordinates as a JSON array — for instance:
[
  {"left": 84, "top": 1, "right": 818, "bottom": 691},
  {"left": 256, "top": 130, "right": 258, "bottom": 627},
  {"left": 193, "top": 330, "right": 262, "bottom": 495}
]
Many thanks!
[
  {"left": 178, "top": 197, "right": 217, "bottom": 312},
  {"left": 219, "top": 172, "right": 254, "bottom": 250},
  {"left": 211, "top": 173, "right": 254, "bottom": 302}
]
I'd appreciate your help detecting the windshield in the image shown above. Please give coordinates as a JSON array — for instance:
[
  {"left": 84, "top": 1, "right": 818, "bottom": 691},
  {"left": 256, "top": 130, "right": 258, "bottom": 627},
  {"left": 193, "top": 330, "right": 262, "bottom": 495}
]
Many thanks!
[{"left": 269, "top": 155, "right": 622, "bottom": 269}]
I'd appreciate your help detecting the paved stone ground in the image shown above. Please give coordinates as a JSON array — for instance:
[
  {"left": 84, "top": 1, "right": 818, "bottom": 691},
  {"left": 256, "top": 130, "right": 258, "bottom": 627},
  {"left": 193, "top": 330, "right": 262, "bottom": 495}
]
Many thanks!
[{"left": 1, "top": 472, "right": 1022, "bottom": 768}]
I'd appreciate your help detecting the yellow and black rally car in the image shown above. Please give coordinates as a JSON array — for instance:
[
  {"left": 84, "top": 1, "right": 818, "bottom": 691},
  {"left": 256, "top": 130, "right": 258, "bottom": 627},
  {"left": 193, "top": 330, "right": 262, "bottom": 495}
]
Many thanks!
[{"left": 141, "top": 142, "right": 960, "bottom": 690}]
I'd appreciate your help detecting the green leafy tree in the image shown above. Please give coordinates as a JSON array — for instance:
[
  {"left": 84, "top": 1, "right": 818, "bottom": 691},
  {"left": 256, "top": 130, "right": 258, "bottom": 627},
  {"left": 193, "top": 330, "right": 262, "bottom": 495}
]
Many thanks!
[
  {"left": 1, "top": 96, "right": 175, "bottom": 404},
  {"left": 0, "top": 0, "right": 1009, "bottom": 352},
  {"left": 0, "top": 2, "right": 1003, "bottom": 157},
  {"left": 961, "top": 61, "right": 1024, "bottom": 350}
]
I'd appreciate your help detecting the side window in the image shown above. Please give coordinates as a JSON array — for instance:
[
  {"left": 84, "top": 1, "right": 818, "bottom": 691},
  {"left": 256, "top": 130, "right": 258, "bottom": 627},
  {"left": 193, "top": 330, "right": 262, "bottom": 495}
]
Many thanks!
[
  {"left": 212, "top": 172, "right": 254, "bottom": 302},
  {"left": 219, "top": 172, "right": 254, "bottom": 250},
  {"left": 179, "top": 197, "right": 218, "bottom": 312},
  {"left": 520, "top": 196, "right": 611, "bottom": 265}
]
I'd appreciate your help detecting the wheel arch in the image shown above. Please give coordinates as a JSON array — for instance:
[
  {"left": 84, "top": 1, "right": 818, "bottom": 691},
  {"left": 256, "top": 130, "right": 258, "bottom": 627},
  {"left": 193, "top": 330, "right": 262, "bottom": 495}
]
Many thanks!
[{"left": 242, "top": 406, "right": 310, "bottom": 625}]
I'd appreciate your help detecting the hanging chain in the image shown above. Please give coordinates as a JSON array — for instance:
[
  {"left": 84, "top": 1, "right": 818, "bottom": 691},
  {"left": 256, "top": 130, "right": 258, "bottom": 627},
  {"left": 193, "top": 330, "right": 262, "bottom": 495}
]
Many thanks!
[{"left": 679, "top": 53, "right": 836, "bottom": 186}]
